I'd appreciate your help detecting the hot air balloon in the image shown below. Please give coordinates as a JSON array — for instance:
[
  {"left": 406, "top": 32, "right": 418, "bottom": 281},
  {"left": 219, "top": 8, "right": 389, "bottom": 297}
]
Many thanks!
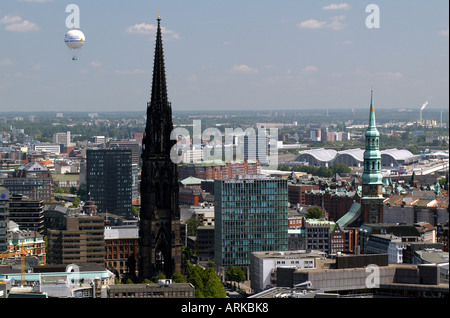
[{"left": 64, "top": 29, "right": 85, "bottom": 61}]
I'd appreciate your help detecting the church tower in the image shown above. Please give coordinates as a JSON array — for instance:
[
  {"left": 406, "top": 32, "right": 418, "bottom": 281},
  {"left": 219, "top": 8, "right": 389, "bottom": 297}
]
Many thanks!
[
  {"left": 361, "top": 90, "right": 384, "bottom": 224},
  {"left": 138, "top": 14, "right": 182, "bottom": 280}
]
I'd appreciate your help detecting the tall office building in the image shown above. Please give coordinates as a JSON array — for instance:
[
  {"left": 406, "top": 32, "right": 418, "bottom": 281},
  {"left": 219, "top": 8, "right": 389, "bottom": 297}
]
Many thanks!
[
  {"left": 361, "top": 90, "right": 384, "bottom": 224},
  {"left": 53, "top": 131, "right": 73, "bottom": 149},
  {"left": 107, "top": 140, "right": 141, "bottom": 165},
  {"left": 214, "top": 175, "right": 288, "bottom": 269},
  {"left": 47, "top": 214, "right": 105, "bottom": 265},
  {"left": 0, "top": 187, "right": 9, "bottom": 253},
  {"left": 8, "top": 194, "right": 44, "bottom": 235},
  {"left": 86, "top": 149, "right": 133, "bottom": 218},
  {"left": 138, "top": 15, "right": 182, "bottom": 281},
  {"left": 244, "top": 131, "right": 270, "bottom": 165}
]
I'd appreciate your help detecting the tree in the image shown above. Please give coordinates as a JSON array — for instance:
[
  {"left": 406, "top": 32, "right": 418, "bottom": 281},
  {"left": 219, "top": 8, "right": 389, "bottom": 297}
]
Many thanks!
[
  {"left": 187, "top": 218, "right": 203, "bottom": 236},
  {"left": 186, "top": 261, "right": 226, "bottom": 298},
  {"left": 156, "top": 272, "right": 166, "bottom": 280},
  {"left": 69, "top": 197, "right": 81, "bottom": 208},
  {"left": 306, "top": 206, "right": 324, "bottom": 219},
  {"left": 202, "top": 267, "right": 227, "bottom": 298},
  {"left": 171, "top": 271, "right": 185, "bottom": 283},
  {"left": 225, "top": 265, "right": 246, "bottom": 289}
]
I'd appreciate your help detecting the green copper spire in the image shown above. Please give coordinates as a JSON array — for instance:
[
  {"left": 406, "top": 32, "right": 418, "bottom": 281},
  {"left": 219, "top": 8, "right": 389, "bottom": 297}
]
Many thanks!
[
  {"left": 362, "top": 89, "right": 383, "bottom": 187},
  {"left": 366, "top": 89, "right": 379, "bottom": 137}
]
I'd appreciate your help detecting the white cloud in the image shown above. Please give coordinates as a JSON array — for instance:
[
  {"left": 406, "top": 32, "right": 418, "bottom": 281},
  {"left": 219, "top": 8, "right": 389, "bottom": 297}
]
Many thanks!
[
  {"left": 1, "top": 15, "right": 40, "bottom": 32},
  {"left": 297, "top": 16, "right": 347, "bottom": 31},
  {"left": 297, "top": 19, "right": 327, "bottom": 30},
  {"left": 379, "top": 71, "right": 404, "bottom": 78},
  {"left": 114, "top": 69, "right": 149, "bottom": 75},
  {"left": 5, "top": 20, "right": 40, "bottom": 32},
  {"left": 323, "top": 3, "right": 351, "bottom": 10},
  {"left": 126, "top": 23, "right": 179, "bottom": 40},
  {"left": 0, "top": 15, "right": 22, "bottom": 24},
  {"left": 227, "top": 65, "right": 259, "bottom": 75},
  {"left": 302, "top": 65, "right": 319, "bottom": 73},
  {"left": 328, "top": 15, "right": 347, "bottom": 30},
  {"left": 355, "top": 68, "right": 404, "bottom": 79},
  {"left": 91, "top": 61, "right": 102, "bottom": 68},
  {"left": 438, "top": 29, "right": 449, "bottom": 37},
  {"left": 0, "top": 59, "right": 14, "bottom": 66}
]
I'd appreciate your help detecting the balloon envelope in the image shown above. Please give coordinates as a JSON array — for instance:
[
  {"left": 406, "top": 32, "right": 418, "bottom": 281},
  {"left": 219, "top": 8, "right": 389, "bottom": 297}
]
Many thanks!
[{"left": 65, "top": 30, "right": 85, "bottom": 49}]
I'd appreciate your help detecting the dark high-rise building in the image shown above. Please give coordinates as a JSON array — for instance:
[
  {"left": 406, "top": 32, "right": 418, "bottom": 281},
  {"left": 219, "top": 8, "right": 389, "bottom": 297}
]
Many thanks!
[
  {"left": 138, "top": 15, "right": 182, "bottom": 281},
  {"left": 8, "top": 194, "right": 44, "bottom": 235},
  {"left": 86, "top": 149, "right": 133, "bottom": 218},
  {"left": 0, "top": 187, "right": 10, "bottom": 253}
]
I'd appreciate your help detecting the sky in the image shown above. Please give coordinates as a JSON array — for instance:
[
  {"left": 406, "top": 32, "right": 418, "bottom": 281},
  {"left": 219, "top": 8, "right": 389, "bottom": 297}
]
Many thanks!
[{"left": 0, "top": 0, "right": 448, "bottom": 113}]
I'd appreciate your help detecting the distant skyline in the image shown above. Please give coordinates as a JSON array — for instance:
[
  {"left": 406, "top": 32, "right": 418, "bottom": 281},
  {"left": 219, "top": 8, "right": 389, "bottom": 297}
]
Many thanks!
[{"left": 0, "top": 0, "right": 448, "bottom": 112}]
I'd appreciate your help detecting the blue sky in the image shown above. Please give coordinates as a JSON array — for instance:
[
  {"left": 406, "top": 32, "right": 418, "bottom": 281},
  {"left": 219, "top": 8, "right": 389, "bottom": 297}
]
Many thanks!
[{"left": 0, "top": 0, "right": 448, "bottom": 112}]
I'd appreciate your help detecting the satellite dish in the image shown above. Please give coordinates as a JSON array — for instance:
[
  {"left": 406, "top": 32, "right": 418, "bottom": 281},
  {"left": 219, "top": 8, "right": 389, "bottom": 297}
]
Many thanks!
[{"left": 64, "top": 29, "right": 85, "bottom": 61}]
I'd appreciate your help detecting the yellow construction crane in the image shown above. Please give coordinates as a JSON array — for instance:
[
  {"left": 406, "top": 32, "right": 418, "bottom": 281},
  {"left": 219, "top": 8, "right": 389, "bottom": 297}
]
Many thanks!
[
  {"left": 0, "top": 244, "right": 29, "bottom": 286},
  {"left": 20, "top": 244, "right": 27, "bottom": 286}
]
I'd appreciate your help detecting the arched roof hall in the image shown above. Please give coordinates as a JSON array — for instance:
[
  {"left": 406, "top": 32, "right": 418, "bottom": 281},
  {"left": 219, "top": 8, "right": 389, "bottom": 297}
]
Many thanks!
[{"left": 294, "top": 148, "right": 419, "bottom": 167}]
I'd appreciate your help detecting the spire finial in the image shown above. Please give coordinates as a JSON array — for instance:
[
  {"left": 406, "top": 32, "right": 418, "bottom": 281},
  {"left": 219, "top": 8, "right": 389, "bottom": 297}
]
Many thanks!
[
  {"left": 370, "top": 87, "right": 374, "bottom": 111},
  {"left": 158, "top": 9, "right": 161, "bottom": 20}
]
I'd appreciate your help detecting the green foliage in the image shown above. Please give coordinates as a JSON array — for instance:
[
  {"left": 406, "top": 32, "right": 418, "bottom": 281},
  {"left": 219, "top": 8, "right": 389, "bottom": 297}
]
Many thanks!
[
  {"left": 171, "top": 271, "right": 185, "bottom": 283},
  {"left": 306, "top": 206, "right": 324, "bottom": 219},
  {"left": 131, "top": 206, "right": 140, "bottom": 216},
  {"left": 187, "top": 218, "right": 203, "bottom": 237},
  {"left": 69, "top": 197, "right": 81, "bottom": 208},
  {"left": 186, "top": 261, "right": 226, "bottom": 298},
  {"left": 278, "top": 164, "right": 351, "bottom": 178},
  {"left": 156, "top": 272, "right": 166, "bottom": 280},
  {"left": 225, "top": 265, "right": 246, "bottom": 285}
]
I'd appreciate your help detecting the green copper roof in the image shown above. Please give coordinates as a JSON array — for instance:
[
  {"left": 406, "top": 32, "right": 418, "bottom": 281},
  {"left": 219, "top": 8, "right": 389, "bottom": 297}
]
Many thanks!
[
  {"left": 365, "top": 90, "right": 379, "bottom": 138},
  {"left": 336, "top": 202, "right": 361, "bottom": 229},
  {"left": 362, "top": 89, "right": 383, "bottom": 185}
]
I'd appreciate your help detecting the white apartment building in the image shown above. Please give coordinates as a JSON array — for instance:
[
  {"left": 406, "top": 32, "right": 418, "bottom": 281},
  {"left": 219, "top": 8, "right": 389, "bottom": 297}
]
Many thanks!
[{"left": 250, "top": 250, "right": 325, "bottom": 292}]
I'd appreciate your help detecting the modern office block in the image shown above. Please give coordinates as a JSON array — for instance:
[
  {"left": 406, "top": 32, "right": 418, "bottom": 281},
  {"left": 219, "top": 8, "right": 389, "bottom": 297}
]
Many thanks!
[
  {"left": 214, "top": 175, "right": 288, "bottom": 269},
  {"left": 86, "top": 149, "right": 133, "bottom": 218}
]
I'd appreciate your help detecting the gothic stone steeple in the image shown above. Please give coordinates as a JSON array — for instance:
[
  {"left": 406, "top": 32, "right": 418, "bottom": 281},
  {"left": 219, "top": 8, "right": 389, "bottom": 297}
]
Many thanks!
[
  {"left": 139, "top": 15, "right": 182, "bottom": 281},
  {"left": 361, "top": 90, "right": 384, "bottom": 224}
]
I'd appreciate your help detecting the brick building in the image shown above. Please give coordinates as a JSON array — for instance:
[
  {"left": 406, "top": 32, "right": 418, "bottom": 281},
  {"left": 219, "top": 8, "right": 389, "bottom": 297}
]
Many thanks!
[{"left": 104, "top": 225, "right": 139, "bottom": 279}]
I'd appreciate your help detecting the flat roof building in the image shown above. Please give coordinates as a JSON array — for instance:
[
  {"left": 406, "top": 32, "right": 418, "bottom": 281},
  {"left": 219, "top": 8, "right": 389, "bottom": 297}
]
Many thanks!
[{"left": 214, "top": 175, "right": 288, "bottom": 269}]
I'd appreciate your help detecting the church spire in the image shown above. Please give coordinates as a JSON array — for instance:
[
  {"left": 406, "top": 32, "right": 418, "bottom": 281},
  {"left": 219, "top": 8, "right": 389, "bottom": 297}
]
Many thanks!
[
  {"left": 149, "top": 13, "right": 169, "bottom": 109},
  {"left": 362, "top": 88, "right": 382, "bottom": 186},
  {"left": 368, "top": 88, "right": 377, "bottom": 131},
  {"left": 144, "top": 14, "right": 174, "bottom": 157},
  {"left": 139, "top": 12, "right": 182, "bottom": 281}
]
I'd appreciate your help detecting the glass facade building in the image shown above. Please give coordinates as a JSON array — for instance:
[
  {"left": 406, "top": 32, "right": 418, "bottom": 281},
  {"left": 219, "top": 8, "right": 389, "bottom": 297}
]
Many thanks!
[
  {"left": 86, "top": 149, "right": 133, "bottom": 218},
  {"left": 214, "top": 176, "right": 288, "bottom": 268},
  {"left": 0, "top": 187, "right": 9, "bottom": 253}
]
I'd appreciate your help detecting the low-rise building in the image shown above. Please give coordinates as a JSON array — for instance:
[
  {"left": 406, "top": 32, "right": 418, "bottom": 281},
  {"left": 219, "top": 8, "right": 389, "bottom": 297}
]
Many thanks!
[
  {"left": 250, "top": 250, "right": 325, "bottom": 292},
  {"left": 107, "top": 280, "right": 195, "bottom": 298},
  {"left": 104, "top": 225, "right": 139, "bottom": 279}
]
